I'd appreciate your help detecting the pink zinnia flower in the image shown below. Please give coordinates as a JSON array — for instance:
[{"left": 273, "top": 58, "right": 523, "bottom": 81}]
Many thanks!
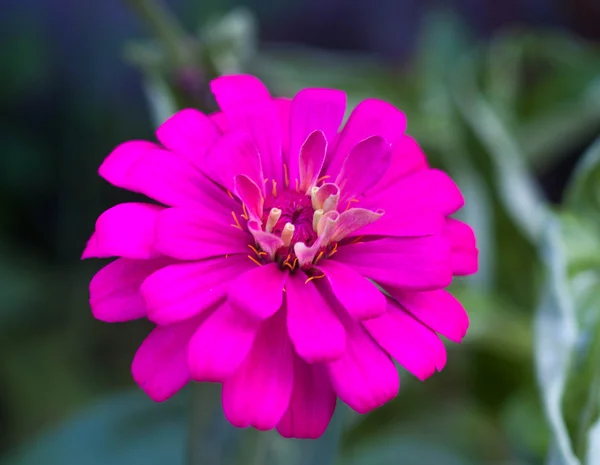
[{"left": 83, "top": 75, "right": 477, "bottom": 438}]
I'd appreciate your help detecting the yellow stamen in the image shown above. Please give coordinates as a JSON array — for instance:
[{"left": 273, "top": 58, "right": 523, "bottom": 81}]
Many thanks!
[
  {"left": 316, "top": 174, "right": 331, "bottom": 184},
  {"left": 241, "top": 203, "right": 249, "bottom": 220},
  {"left": 295, "top": 178, "right": 300, "bottom": 192},
  {"left": 230, "top": 211, "right": 243, "bottom": 230},
  {"left": 258, "top": 251, "right": 267, "bottom": 257},
  {"left": 283, "top": 163, "right": 290, "bottom": 188},
  {"left": 305, "top": 273, "right": 326, "bottom": 284},
  {"left": 283, "top": 261, "right": 295, "bottom": 270},
  {"left": 247, "top": 255, "right": 262, "bottom": 267},
  {"left": 226, "top": 190, "right": 234, "bottom": 199},
  {"left": 350, "top": 235, "right": 364, "bottom": 244},
  {"left": 248, "top": 244, "right": 261, "bottom": 255},
  {"left": 328, "top": 242, "right": 339, "bottom": 257},
  {"left": 272, "top": 179, "right": 278, "bottom": 197},
  {"left": 314, "top": 250, "right": 324, "bottom": 263},
  {"left": 292, "top": 257, "right": 298, "bottom": 269}
]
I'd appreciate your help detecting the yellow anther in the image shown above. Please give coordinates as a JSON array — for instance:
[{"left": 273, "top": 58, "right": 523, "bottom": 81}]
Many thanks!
[
  {"left": 305, "top": 273, "right": 326, "bottom": 284},
  {"left": 230, "top": 211, "right": 243, "bottom": 230},
  {"left": 247, "top": 255, "right": 263, "bottom": 267}
]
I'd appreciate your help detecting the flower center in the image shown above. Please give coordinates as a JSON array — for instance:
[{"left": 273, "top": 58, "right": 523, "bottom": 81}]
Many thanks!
[{"left": 263, "top": 190, "right": 317, "bottom": 247}]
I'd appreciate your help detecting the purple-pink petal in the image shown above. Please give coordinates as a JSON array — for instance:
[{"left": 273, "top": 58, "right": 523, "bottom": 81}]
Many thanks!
[
  {"left": 444, "top": 218, "right": 479, "bottom": 276},
  {"left": 154, "top": 207, "right": 250, "bottom": 261},
  {"left": 187, "top": 301, "right": 261, "bottom": 382},
  {"left": 334, "top": 236, "right": 453, "bottom": 291},
  {"left": 141, "top": 255, "right": 255, "bottom": 325},
  {"left": 276, "top": 355, "right": 336, "bottom": 439},
  {"left": 132, "top": 318, "right": 199, "bottom": 402},
  {"left": 234, "top": 175, "right": 264, "bottom": 221},
  {"left": 155, "top": 109, "right": 220, "bottom": 168},
  {"left": 228, "top": 262, "right": 286, "bottom": 320},
  {"left": 316, "top": 259, "right": 386, "bottom": 320},
  {"left": 285, "top": 273, "right": 346, "bottom": 363},
  {"left": 90, "top": 257, "right": 168, "bottom": 322},
  {"left": 326, "top": 309, "right": 399, "bottom": 414},
  {"left": 94, "top": 203, "right": 163, "bottom": 259},
  {"left": 363, "top": 300, "right": 447, "bottom": 380},
  {"left": 289, "top": 88, "right": 346, "bottom": 182},
  {"left": 222, "top": 310, "right": 294, "bottom": 431},
  {"left": 386, "top": 288, "right": 469, "bottom": 343},
  {"left": 98, "top": 140, "right": 159, "bottom": 191},
  {"left": 298, "top": 129, "right": 328, "bottom": 192},
  {"left": 210, "top": 75, "right": 271, "bottom": 111}
]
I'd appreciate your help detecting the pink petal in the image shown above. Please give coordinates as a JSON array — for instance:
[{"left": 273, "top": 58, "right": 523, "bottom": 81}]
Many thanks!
[
  {"left": 275, "top": 98, "right": 292, "bottom": 166},
  {"left": 155, "top": 109, "right": 220, "bottom": 168},
  {"left": 330, "top": 208, "right": 384, "bottom": 242},
  {"left": 90, "top": 257, "right": 168, "bottom": 322},
  {"left": 368, "top": 135, "right": 428, "bottom": 195},
  {"left": 289, "top": 88, "right": 346, "bottom": 183},
  {"left": 326, "top": 310, "right": 399, "bottom": 414},
  {"left": 188, "top": 301, "right": 261, "bottom": 382},
  {"left": 210, "top": 112, "right": 228, "bottom": 132},
  {"left": 386, "top": 288, "right": 469, "bottom": 343},
  {"left": 228, "top": 262, "right": 286, "bottom": 319},
  {"left": 326, "top": 98, "right": 406, "bottom": 178},
  {"left": 285, "top": 273, "right": 346, "bottom": 363},
  {"left": 444, "top": 218, "right": 478, "bottom": 276},
  {"left": 222, "top": 310, "right": 294, "bottom": 430},
  {"left": 234, "top": 175, "right": 264, "bottom": 221},
  {"left": 248, "top": 220, "right": 284, "bottom": 259},
  {"left": 99, "top": 140, "right": 159, "bottom": 191},
  {"left": 348, "top": 208, "right": 445, "bottom": 238},
  {"left": 276, "top": 355, "right": 336, "bottom": 439},
  {"left": 141, "top": 255, "right": 255, "bottom": 325},
  {"left": 335, "top": 136, "right": 392, "bottom": 204},
  {"left": 334, "top": 236, "right": 453, "bottom": 291},
  {"left": 155, "top": 207, "right": 251, "bottom": 261},
  {"left": 316, "top": 259, "right": 386, "bottom": 320},
  {"left": 94, "top": 203, "right": 163, "bottom": 259},
  {"left": 363, "top": 169, "right": 464, "bottom": 217},
  {"left": 132, "top": 318, "right": 200, "bottom": 402},
  {"left": 298, "top": 130, "right": 327, "bottom": 192},
  {"left": 81, "top": 231, "right": 108, "bottom": 259},
  {"left": 225, "top": 101, "right": 283, "bottom": 184},
  {"left": 204, "top": 132, "right": 265, "bottom": 194},
  {"left": 363, "top": 300, "right": 447, "bottom": 380},
  {"left": 210, "top": 75, "right": 271, "bottom": 111}
]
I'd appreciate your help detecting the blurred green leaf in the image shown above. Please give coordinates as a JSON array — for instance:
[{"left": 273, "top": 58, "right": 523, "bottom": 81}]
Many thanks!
[
  {"left": 564, "top": 136, "right": 600, "bottom": 220},
  {"left": 2, "top": 390, "right": 187, "bottom": 465},
  {"left": 534, "top": 214, "right": 579, "bottom": 465}
]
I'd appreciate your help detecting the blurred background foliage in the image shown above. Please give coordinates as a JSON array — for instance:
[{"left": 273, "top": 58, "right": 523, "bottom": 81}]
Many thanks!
[{"left": 1, "top": 0, "right": 600, "bottom": 464}]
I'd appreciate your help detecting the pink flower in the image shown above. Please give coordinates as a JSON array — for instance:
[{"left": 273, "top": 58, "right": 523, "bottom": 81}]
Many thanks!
[{"left": 83, "top": 75, "right": 478, "bottom": 438}]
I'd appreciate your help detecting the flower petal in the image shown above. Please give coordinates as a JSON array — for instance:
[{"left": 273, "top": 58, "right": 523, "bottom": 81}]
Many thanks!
[
  {"left": 329, "top": 208, "right": 384, "bottom": 242},
  {"left": 326, "top": 310, "right": 399, "bottom": 414},
  {"left": 276, "top": 356, "right": 336, "bottom": 439},
  {"left": 210, "top": 75, "right": 271, "bottom": 111},
  {"left": 363, "top": 300, "right": 447, "bottom": 380},
  {"left": 234, "top": 174, "right": 264, "bottom": 221},
  {"left": 368, "top": 135, "right": 428, "bottom": 195},
  {"left": 99, "top": 140, "right": 159, "bottom": 190},
  {"left": 132, "top": 319, "right": 200, "bottom": 402},
  {"left": 156, "top": 109, "right": 220, "bottom": 168},
  {"left": 204, "top": 132, "right": 265, "bottom": 194},
  {"left": 363, "top": 169, "right": 464, "bottom": 217},
  {"left": 285, "top": 273, "right": 346, "bottom": 363},
  {"left": 348, "top": 208, "right": 444, "bottom": 238},
  {"left": 188, "top": 301, "right": 261, "bottom": 382},
  {"left": 94, "top": 203, "right": 163, "bottom": 259},
  {"left": 275, "top": 98, "right": 292, "bottom": 165},
  {"left": 335, "top": 136, "right": 391, "bottom": 204},
  {"left": 228, "top": 262, "right": 286, "bottom": 320},
  {"left": 316, "top": 259, "right": 386, "bottom": 320},
  {"left": 298, "top": 130, "right": 327, "bottom": 192},
  {"left": 326, "top": 98, "right": 406, "bottom": 178},
  {"left": 222, "top": 310, "right": 294, "bottom": 430},
  {"left": 289, "top": 88, "right": 346, "bottom": 183},
  {"left": 444, "top": 219, "right": 478, "bottom": 276},
  {"left": 225, "top": 101, "right": 283, "bottom": 184},
  {"left": 141, "top": 255, "right": 255, "bottom": 325},
  {"left": 386, "top": 288, "right": 469, "bottom": 343},
  {"left": 90, "top": 258, "right": 168, "bottom": 322},
  {"left": 334, "top": 236, "right": 452, "bottom": 291},
  {"left": 155, "top": 207, "right": 251, "bottom": 261}
]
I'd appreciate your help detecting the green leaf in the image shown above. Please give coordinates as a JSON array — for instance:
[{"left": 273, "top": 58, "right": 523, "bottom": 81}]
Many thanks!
[
  {"left": 2, "top": 390, "right": 187, "bottom": 465},
  {"left": 534, "top": 214, "right": 580, "bottom": 465}
]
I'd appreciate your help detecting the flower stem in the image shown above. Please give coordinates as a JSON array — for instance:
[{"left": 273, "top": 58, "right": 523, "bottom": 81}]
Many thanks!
[{"left": 124, "top": 0, "right": 190, "bottom": 67}]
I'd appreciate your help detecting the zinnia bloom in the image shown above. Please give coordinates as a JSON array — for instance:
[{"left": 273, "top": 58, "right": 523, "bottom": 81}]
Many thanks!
[{"left": 83, "top": 75, "right": 477, "bottom": 438}]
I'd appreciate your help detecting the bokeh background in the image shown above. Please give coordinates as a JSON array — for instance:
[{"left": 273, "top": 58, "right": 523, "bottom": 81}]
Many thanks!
[{"left": 1, "top": 1, "right": 600, "bottom": 464}]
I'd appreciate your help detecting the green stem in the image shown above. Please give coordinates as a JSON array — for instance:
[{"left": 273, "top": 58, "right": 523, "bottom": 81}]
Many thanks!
[{"left": 125, "top": 0, "right": 189, "bottom": 67}]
